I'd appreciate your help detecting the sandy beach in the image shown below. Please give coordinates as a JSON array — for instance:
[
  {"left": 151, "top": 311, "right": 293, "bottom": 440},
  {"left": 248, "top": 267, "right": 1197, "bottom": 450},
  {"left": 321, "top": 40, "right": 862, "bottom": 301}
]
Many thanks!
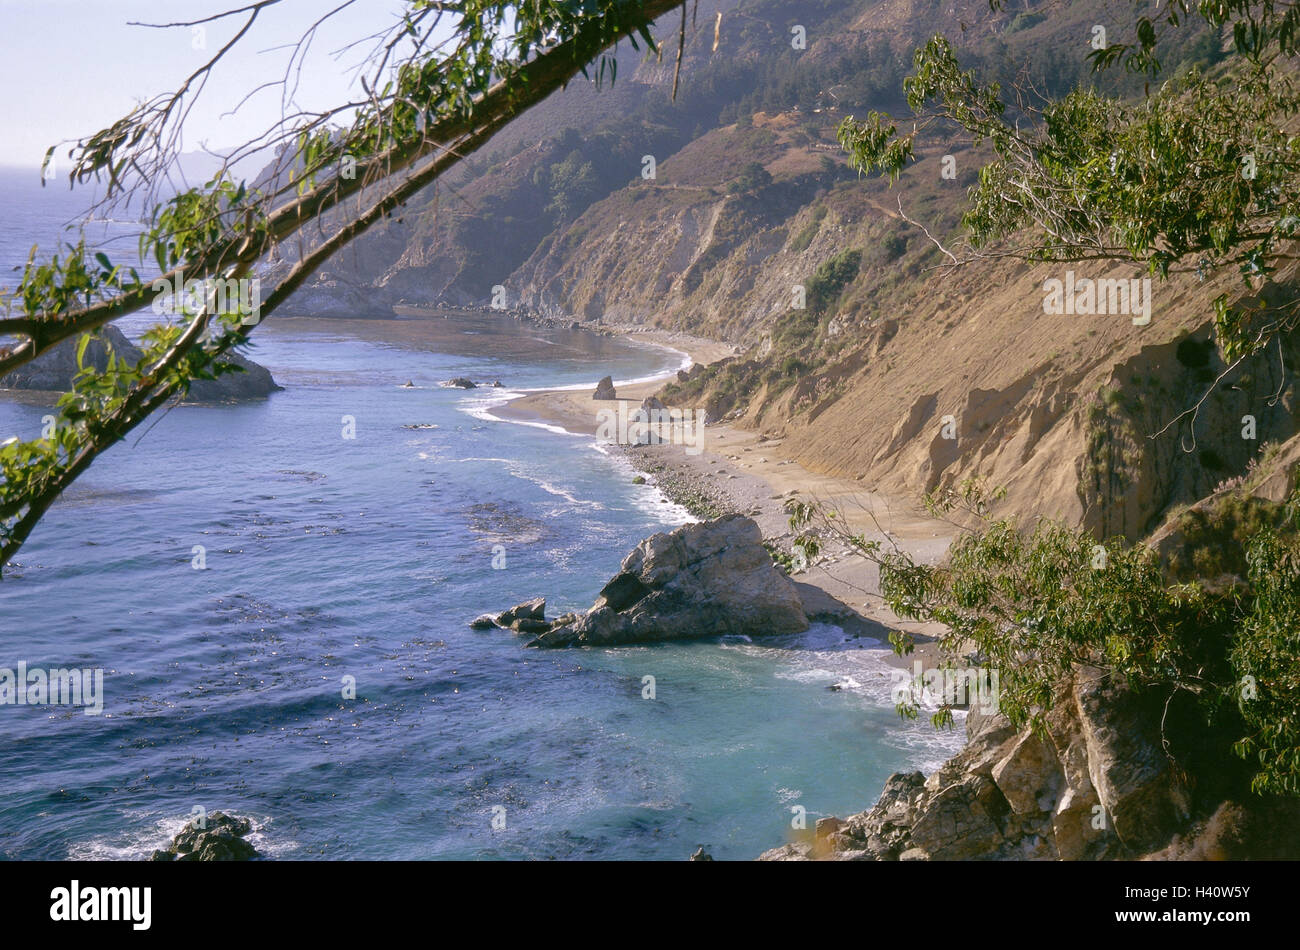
[{"left": 490, "top": 325, "right": 959, "bottom": 670}]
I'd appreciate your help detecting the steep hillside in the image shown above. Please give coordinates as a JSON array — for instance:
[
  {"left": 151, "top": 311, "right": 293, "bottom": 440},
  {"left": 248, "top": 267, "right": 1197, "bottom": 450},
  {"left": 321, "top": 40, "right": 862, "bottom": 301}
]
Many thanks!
[
  {"left": 279, "top": 0, "right": 1251, "bottom": 538},
  {"left": 511, "top": 111, "right": 860, "bottom": 334},
  {"left": 497, "top": 0, "right": 1252, "bottom": 538}
]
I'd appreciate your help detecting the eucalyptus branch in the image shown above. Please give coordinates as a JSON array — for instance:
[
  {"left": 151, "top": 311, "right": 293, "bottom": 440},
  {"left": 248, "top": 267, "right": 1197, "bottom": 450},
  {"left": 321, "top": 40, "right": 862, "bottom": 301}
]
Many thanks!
[{"left": 0, "top": 0, "right": 687, "bottom": 379}]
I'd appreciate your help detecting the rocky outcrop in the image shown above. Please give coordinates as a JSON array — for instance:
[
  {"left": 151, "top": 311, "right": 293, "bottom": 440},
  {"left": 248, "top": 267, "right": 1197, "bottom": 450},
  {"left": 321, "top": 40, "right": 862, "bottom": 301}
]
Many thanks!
[
  {"left": 497, "top": 597, "right": 545, "bottom": 625},
  {"left": 188, "top": 353, "right": 280, "bottom": 402},
  {"left": 533, "top": 514, "right": 807, "bottom": 647},
  {"left": 759, "top": 666, "right": 1193, "bottom": 861},
  {"left": 1, "top": 325, "right": 281, "bottom": 402},
  {"left": 475, "top": 515, "right": 808, "bottom": 648},
  {"left": 471, "top": 597, "right": 578, "bottom": 635},
  {"left": 593, "top": 375, "right": 617, "bottom": 400},
  {"left": 444, "top": 377, "right": 478, "bottom": 389},
  {"left": 149, "top": 811, "right": 261, "bottom": 861}
]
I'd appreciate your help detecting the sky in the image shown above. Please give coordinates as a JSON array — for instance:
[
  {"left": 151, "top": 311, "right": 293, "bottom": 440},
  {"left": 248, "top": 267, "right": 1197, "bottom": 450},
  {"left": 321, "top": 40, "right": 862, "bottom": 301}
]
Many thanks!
[{"left": 0, "top": 0, "right": 430, "bottom": 169}]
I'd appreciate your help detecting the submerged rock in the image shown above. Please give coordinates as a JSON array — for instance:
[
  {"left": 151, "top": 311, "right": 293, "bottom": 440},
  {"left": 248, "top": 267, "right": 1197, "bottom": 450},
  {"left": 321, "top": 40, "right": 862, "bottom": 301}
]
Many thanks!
[
  {"left": 529, "top": 514, "right": 809, "bottom": 647},
  {"left": 593, "top": 375, "right": 617, "bottom": 400},
  {"left": 149, "top": 811, "right": 260, "bottom": 862},
  {"left": 1, "top": 325, "right": 281, "bottom": 402},
  {"left": 444, "top": 377, "right": 477, "bottom": 389}
]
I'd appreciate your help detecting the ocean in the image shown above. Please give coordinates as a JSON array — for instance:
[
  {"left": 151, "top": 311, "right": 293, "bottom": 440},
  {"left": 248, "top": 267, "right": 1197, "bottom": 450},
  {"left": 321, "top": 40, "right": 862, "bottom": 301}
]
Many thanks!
[{"left": 0, "top": 167, "right": 962, "bottom": 860}]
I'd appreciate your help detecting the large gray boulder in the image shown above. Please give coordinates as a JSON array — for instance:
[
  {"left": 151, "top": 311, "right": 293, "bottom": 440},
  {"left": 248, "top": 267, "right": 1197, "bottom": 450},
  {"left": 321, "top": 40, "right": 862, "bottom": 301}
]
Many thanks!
[
  {"left": 530, "top": 514, "right": 809, "bottom": 647},
  {"left": 593, "top": 375, "right": 617, "bottom": 400},
  {"left": 1, "top": 325, "right": 280, "bottom": 402}
]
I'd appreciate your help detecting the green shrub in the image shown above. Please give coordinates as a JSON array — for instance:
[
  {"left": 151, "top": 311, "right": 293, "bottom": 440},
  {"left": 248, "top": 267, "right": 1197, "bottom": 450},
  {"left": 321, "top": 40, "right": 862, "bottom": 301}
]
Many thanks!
[{"left": 806, "top": 248, "right": 862, "bottom": 315}]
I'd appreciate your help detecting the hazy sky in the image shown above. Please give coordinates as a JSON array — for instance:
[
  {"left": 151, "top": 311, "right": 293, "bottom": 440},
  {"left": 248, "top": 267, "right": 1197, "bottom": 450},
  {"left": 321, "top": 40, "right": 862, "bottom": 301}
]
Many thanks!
[{"left": 0, "top": 0, "right": 425, "bottom": 168}]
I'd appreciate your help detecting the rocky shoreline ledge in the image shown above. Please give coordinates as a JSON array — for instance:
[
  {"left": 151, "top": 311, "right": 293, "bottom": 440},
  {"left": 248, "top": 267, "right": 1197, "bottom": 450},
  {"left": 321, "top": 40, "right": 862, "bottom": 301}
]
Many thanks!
[{"left": 758, "top": 665, "right": 1300, "bottom": 861}]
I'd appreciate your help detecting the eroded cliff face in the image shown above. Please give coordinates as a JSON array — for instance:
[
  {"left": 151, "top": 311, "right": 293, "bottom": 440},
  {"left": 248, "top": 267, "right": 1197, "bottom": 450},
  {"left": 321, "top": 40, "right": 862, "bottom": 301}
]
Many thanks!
[
  {"left": 510, "top": 114, "right": 856, "bottom": 335},
  {"left": 519, "top": 121, "right": 1300, "bottom": 540},
  {"left": 725, "top": 255, "right": 1300, "bottom": 542}
]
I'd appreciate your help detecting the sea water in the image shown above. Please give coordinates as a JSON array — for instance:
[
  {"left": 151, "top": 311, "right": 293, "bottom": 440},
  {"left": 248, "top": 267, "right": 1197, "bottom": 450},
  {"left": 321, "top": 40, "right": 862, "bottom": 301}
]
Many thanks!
[{"left": 0, "top": 169, "right": 962, "bottom": 860}]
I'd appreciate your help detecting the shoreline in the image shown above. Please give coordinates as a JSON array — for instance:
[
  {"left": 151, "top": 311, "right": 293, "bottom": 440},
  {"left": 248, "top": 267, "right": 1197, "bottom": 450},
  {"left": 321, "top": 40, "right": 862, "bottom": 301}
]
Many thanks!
[{"left": 487, "top": 324, "right": 959, "bottom": 672}]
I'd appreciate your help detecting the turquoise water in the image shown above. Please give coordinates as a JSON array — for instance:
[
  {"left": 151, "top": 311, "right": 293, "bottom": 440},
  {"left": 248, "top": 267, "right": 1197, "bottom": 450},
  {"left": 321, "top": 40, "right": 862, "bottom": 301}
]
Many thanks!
[{"left": 0, "top": 171, "right": 962, "bottom": 860}]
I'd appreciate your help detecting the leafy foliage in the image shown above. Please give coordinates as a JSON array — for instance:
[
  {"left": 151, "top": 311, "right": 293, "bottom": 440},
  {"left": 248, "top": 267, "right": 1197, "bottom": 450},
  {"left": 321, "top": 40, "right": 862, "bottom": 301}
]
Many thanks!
[
  {"left": 1234, "top": 518, "right": 1300, "bottom": 795},
  {"left": 838, "top": 2, "right": 1300, "bottom": 362},
  {"left": 788, "top": 480, "right": 1300, "bottom": 797}
]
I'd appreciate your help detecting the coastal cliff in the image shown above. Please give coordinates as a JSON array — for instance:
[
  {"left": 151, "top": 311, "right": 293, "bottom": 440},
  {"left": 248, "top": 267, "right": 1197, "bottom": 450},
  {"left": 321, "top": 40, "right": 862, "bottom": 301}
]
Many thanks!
[{"left": 272, "top": 0, "right": 1259, "bottom": 544}]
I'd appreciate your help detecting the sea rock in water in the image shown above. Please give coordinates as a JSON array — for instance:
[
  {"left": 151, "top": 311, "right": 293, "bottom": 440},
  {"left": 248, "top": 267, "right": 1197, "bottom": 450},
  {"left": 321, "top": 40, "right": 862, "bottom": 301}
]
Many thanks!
[
  {"left": 469, "top": 614, "right": 499, "bottom": 630},
  {"left": 149, "top": 811, "right": 260, "bottom": 861},
  {"left": 1, "top": 324, "right": 281, "bottom": 402},
  {"left": 593, "top": 375, "right": 617, "bottom": 400},
  {"left": 496, "top": 597, "right": 546, "bottom": 627},
  {"left": 531, "top": 514, "right": 809, "bottom": 647},
  {"left": 689, "top": 847, "right": 714, "bottom": 861},
  {"left": 444, "top": 377, "right": 477, "bottom": 389},
  {"left": 512, "top": 618, "right": 551, "bottom": 634},
  {"left": 188, "top": 352, "right": 281, "bottom": 402}
]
